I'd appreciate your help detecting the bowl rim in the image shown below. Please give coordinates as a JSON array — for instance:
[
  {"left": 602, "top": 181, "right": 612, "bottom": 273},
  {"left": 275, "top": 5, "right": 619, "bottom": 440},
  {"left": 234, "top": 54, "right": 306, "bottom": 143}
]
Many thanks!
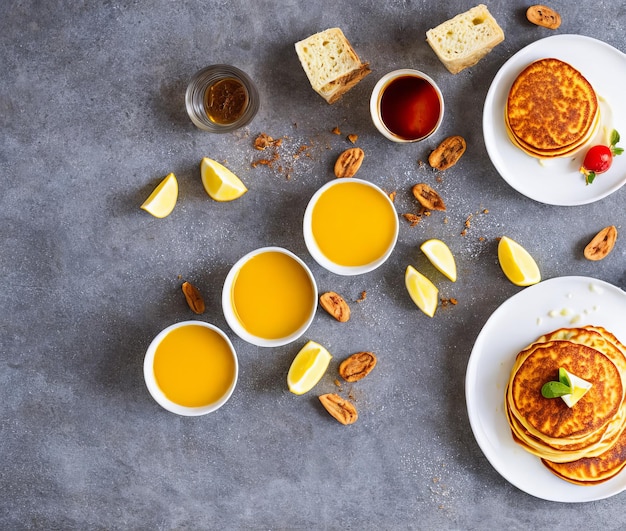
[
  {"left": 369, "top": 68, "right": 445, "bottom": 143},
  {"left": 143, "top": 320, "right": 238, "bottom": 416},
  {"left": 302, "top": 178, "right": 399, "bottom": 276},
  {"left": 221, "top": 246, "right": 318, "bottom": 347}
]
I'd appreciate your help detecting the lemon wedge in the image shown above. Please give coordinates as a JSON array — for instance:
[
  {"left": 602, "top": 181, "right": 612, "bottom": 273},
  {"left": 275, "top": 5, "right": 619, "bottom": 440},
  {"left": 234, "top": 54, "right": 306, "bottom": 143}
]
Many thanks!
[
  {"left": 200, "top": 157, "right": 248, "bottom": 201},
  {"left": 498, "top": 236, "right": 541, "bottom": 287},
  {"left": 420, "top": 239, "right": 457, "bottom": 282},
  {"left": 140, "top": 173, "right": 178, "bottom": 218},
  {"left": 405, "top": 265, "right": 439, "bottom": 317},
  {"left": 560, "top": 368, "right": 593, "bottom": 408},
  {"left": 287, "top": 340, "right": 332, "bottom": 395}
]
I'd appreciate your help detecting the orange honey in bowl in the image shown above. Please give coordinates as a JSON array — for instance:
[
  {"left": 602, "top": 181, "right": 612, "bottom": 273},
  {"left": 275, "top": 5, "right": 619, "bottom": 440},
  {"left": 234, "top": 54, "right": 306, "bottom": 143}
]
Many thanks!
[
  {"left": 310, "top": 180, "right": 397, "bottom": 267},
  {"left": 231, "top": 250, "right": 316, "bottom": 340},
  {"left": 152, "top": 323, "right": 237, "bottom": 408}
]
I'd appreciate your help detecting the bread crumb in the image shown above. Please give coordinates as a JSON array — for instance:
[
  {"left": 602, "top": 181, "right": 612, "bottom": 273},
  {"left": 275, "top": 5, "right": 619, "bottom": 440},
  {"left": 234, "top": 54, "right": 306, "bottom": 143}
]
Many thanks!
[
  {"left": 251, "top": 133, "right": 301, "bottom": 180},
  {"left": 403, "top": 213, "right": 422, "bottom": 227},
  {"left": 403, "top": 206, "right": 434, "bottom": 227},
  {"left": 294, "top": 144, "right": 310, "bottom": 159},
  {"left": 253, "top": 133, "right": 282, "bottom": 151},
  {"left": 347, "top": 134, "right": 358, "bottom": 144},
  {"left": 441, "top": 297, "right": 458, "bottom": 308},
  {"left": 251, "top": 152, "right": 279, "bottom": 168},
  {"left": 356, "top": 291, "right": 367, "bottom": 303},
  {"left": 252, "top": 133, "right": 284, "bottom": 171},
  {"left": 331, "top": 126, "right": 341, "bottom": 135}
]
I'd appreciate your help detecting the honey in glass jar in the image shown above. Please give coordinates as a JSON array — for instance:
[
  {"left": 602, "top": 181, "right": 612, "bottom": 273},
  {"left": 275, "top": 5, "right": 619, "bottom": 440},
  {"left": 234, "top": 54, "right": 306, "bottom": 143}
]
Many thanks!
[{"left": 185, "top": 65, "right": 259, "bottom": 133}]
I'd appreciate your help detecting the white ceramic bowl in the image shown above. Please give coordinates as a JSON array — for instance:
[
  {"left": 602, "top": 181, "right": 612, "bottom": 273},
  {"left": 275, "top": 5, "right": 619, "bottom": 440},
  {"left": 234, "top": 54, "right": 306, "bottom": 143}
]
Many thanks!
[
  {"left": 370, "top": 68, "right": 444, "bottom": 143},
  {"left": 143, "top": 320, "right": 238, "bottom": 416},
  {"left": 303, "top": 178, "right": 399, "bottom": 276},
  {"left": 222, "top": 247, "right": 318, "bottom": 347}
]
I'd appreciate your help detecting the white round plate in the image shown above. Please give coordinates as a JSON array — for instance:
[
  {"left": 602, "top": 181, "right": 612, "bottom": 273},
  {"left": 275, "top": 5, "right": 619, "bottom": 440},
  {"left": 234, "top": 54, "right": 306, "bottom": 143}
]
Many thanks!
[
  {"left": 483, "top": 35, "right": 626, "bottom": 206},
  {"left": 466, "top": 276, "right": 626, "bottom": 502}
]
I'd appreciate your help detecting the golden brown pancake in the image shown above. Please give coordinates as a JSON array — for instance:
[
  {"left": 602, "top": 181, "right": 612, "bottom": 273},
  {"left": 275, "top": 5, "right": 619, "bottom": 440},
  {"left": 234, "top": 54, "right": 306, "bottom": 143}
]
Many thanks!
[
  {"left": 506, "top": 58, "right": 598, "bottom": 158},
  {"left": 591, "top": 326, "right": 626, "bottom": 355},
  {"left": 511, "top": 341, "right": 621, "bottom": 439},
  {"left": 540, "top": 327, "right": 626, "bottom": 376},
  {"left": 542, "top": 426, "right": 626, "bottom": 485},
  {"left": 504, "top": 400, "right": 614, "bottom": 460},
  {"left": 504, "top": 325, "right": 626, "bottom": 477},
  {"left": 505, "top": 107, "right": 599, "bottom": 159},
  {"left": 536, "top": 327, "right": 626, "bottom": 480},
  {"left": 505, "top": 385, "right": 625, "bottom": 462}
]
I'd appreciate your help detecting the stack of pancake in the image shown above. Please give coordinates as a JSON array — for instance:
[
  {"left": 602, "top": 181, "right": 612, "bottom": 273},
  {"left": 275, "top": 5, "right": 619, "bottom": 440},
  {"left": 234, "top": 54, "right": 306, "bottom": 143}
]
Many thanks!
[
  {"left": 505, "top": 58, "right": 599, "bottom": 159},
  {"left": 505, "top": 325, "right": 626, "bottom": 485}
]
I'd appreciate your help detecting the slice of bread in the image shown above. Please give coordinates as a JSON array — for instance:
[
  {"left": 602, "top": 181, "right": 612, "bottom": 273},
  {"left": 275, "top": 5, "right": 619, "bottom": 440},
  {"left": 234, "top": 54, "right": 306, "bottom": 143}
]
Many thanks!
[
  {"left": 295, "top": 28, "right": 371, "bottom": 104},
  {"left": 426, "top": 4, "right": 504, "bottom": 74}
]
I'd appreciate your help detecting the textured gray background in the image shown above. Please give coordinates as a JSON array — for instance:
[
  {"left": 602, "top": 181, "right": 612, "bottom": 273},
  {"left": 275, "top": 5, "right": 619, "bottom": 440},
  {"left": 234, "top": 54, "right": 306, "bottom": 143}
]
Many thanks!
[{"left": 2, "top": 0, "right": 626, "bottom": 529}]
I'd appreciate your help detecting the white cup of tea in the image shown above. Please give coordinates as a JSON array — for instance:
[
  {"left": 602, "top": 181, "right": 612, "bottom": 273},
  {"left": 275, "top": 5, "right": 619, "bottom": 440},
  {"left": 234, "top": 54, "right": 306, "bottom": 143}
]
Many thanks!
[{"left": 370, "top": 69, "right": 444, "bottom": 143}]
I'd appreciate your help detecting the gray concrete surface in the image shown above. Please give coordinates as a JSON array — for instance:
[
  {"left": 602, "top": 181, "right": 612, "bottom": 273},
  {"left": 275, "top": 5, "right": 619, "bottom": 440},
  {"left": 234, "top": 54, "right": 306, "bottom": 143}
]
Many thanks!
[{"left": 2, "top": 0, "right": 626, "bottom": 529}]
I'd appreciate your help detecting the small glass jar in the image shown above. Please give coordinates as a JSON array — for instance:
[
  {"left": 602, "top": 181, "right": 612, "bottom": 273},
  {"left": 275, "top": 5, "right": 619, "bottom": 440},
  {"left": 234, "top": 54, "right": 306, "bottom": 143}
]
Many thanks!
[{"left": 185, "top": 65, "right": 259, "bottom": 133}]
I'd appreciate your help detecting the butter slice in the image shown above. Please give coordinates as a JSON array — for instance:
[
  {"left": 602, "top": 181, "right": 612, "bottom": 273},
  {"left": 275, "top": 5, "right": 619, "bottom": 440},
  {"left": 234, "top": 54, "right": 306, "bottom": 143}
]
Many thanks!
[{"left": 561, "top": 369, "right": 593, "bottom": 408}]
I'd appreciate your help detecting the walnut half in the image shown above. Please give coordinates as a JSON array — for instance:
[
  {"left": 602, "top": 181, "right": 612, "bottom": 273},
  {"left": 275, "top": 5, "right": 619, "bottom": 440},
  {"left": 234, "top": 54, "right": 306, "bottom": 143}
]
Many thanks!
[
  {"left": 339, "top": 352, "right": 377, "bottom": 382},
  {"left": 412, "top": 183, "right": 446, "bottom": 211},
  {"left": 181, "top": 281, "right": 205, "bottom": 314},
  {"left": 319, "top": 291, "right": 351, "bottom": 322},
  {"left": 334, "top": 147, "right": 364, "bottom": 178},
  {"left": 584, "top": 225, "right": 617, "bottom": 261},
  {"left": 526, "top": 5, "right": 561, "bottom": 29},
  {"left": 319, "top": 393, "right": 358, "bottom": 425},
  {"left": 428, "top": 135, "right": 466, "bottom": 171}
]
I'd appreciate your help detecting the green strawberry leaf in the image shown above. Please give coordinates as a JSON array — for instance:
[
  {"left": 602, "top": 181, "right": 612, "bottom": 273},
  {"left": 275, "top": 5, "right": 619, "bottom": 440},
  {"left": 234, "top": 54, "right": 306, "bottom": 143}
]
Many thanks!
[
  {"left": 585, "top": 171, "right": 596, "bottom": 185},
  {"left": 610, "top": 129, "right": 620, "bottom": 147}
]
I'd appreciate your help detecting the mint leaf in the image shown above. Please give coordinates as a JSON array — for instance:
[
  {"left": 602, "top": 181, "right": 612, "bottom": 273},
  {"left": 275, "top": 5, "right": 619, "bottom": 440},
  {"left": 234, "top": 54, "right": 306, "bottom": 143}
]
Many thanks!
[{"left": 541, "top": 381, "right": 571, "bottom": 398}]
